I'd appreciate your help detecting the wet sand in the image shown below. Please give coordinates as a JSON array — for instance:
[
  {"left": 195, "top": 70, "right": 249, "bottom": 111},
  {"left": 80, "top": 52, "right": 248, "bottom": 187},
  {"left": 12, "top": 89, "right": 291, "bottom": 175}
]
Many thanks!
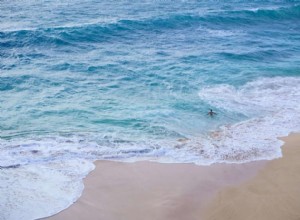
[
  {"left": 203, "top": 133, "right": 300, "bottom": 220},
  {"left": 46, "top": 160, "right": 264, "bottom": 220},
  {"left": 46, "top": 133, "right": 300, "bottom": 220}
]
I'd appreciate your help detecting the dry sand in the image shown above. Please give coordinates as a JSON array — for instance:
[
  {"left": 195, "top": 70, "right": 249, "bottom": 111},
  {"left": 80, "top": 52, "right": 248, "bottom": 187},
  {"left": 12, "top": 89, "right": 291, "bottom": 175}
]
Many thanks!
[
  {"left": 203, "top": 133, "right": 300, "bottom": 220},
  {"left": 46, "top": 133, "right": 300, "bottom": 220}
]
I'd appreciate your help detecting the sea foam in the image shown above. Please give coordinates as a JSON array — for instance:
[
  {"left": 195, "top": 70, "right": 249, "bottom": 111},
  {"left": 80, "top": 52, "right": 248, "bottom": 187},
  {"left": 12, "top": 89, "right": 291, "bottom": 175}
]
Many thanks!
[
  {"left": 1, "top": 77, "right": 300, "bottom": 219},
  {"left": 195, "top": 76, "right": 300, "bottom": 163},
  {"left": 0, "top": 159, "right": 94, "bottom": 220},
  {"left": 1, "top": 1, "right": 299, "bottom": 219}
]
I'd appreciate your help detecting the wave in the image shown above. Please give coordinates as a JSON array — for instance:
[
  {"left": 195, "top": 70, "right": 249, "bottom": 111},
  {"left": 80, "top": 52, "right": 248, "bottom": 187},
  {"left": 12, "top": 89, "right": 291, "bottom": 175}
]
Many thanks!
[
  {"left": 1, "top": 76, "right": 300, "bottom": 219},
  {"left": 1, "top": 76, "right": 299, "bottom": 165},
  {"left": 0, "top": 157, "right": 94, "bottom": 220},
  {"left": 197, "top": 76, "right": 300, "bottom": 163},
  {"left": 237, "top": 4, "right": 300, "bottom": 20},
  {"left": 1, "top": 5, "right": 299, "bottom": 48},
  {"left": 0, "top": 133, "right": 167, "bottom": 219}
]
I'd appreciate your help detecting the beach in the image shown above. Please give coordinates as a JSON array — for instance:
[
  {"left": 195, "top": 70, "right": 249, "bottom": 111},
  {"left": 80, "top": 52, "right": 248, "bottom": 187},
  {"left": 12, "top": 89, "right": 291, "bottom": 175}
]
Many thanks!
[
  {"left": 203, "top": 133, "right": 300, "bottom": 220},
  {"left": 46, "top": 161, "right": 263, "bottom": 220},
  {"left": 46, "top": 133, "right": 300, "bottom": 220},
  {"left": 1, "top": 1, "right": 300, "bottom": 220}
]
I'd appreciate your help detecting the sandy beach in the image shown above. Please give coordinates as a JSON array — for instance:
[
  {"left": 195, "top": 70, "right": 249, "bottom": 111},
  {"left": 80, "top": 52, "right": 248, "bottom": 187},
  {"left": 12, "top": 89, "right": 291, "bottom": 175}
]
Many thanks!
[
  {"left": 46, "top": 133, "right": 300, "bottom": 220},
  {"left": 203, "top": 133, "right": 300, "bottom": 220}
]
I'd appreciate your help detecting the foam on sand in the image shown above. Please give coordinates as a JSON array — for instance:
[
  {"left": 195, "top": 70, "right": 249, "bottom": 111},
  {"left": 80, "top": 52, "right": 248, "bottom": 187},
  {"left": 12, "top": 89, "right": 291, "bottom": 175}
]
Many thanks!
[
  {"left": 1, "top": 76, "right": 300, "bottom": 219},
  {"left": 196, "top": 76, "right": 300, "bottom": 163},
  {"left": 0, "top": 160, "right": 94, "bottom": 220},
  {"left": 203, "top": 133, "right": 300, "bottom": 220}
]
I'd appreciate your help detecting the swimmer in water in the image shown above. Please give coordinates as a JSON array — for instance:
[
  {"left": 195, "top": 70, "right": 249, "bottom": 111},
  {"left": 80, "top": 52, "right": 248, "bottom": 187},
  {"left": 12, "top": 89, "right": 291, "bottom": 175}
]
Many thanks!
[{"left": 207, "top": 109, "right": 217, "bottom": 117}]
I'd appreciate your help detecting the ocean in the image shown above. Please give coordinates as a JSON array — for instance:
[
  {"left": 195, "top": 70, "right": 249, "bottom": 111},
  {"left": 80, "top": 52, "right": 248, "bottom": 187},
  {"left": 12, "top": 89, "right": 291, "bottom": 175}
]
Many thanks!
[{"left": 1, "top": 0, "right": 300, "bottom": 219}]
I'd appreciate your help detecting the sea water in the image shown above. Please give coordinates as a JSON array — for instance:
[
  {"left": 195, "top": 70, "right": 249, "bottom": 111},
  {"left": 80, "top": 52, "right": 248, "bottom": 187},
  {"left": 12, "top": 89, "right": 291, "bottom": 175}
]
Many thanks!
[{"left": 1, "top": 0, "right": 300, "bottom": 219}]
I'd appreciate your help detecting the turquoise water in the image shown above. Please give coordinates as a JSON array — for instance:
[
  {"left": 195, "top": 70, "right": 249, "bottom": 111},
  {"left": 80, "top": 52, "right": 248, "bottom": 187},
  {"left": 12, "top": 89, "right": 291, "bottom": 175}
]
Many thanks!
[{"left": 1, "top": 1, "right": 300, "bottom": 219}]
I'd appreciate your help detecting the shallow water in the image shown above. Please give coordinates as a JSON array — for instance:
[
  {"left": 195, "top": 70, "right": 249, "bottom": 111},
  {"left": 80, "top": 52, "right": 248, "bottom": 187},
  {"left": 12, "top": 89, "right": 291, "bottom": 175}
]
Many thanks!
[{"left": 1, "top": 1, "right": 300, "bottom": 219}]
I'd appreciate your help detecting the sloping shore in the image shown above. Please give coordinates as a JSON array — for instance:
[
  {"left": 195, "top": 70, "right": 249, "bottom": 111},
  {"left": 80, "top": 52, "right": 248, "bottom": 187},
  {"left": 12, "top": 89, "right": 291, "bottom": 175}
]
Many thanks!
[
  {"left": 203, "top": 133, "right": 300, "bottom": 220},
  {"left": 46, "top": 133, "right": 300, "bottom": 220},
  {"left": 46, "top": 158, "right": 264, "bottom": 220}
]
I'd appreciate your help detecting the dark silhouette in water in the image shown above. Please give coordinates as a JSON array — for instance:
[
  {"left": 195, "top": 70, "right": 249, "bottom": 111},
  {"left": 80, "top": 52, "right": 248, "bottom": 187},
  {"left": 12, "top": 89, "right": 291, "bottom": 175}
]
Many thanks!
[
  {"left": 0, "top": 164, "right": 20, "bottom": 169},
  {"left": 207, "top": 109, "right": 217, "bottom": 117}
]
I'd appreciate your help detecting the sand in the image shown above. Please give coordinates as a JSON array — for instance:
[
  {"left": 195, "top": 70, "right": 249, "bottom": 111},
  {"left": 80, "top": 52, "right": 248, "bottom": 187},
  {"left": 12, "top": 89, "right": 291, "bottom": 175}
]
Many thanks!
[
  {"left": 46, "top": 160, "right": 264, "bottom": 220},
  {"left": 46, "top": 133, "right": 300, "bottom": 220},
  {"left": 203, "top": 133, "right": 300, "bottom": 220}
]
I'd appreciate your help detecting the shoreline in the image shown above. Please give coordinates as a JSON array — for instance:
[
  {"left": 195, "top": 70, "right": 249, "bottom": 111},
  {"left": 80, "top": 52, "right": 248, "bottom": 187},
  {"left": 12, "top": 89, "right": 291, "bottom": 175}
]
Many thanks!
[
  {"left": 46, "top": 157, "right": 266, "bottom": 219},
  {"left": 46, "top": 133, "right": 300, "bottom": 220},
  {"left": 203, "top": 132, "right": 300, "bottom": 220}
]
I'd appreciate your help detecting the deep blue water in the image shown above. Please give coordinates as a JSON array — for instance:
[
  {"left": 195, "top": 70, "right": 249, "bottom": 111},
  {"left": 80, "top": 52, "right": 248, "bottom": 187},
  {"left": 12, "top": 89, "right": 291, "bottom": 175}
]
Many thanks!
[
  {"left": 1, "top": 1, "right": 299, "bottom": 137},
  {"left": 0, "top": 1, "right": 300, "bottom": 218}
]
